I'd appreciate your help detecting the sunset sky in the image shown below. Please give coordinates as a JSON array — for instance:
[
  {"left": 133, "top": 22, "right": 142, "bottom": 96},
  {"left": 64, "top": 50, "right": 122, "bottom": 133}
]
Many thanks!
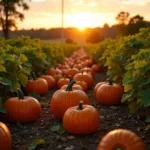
[{"left": 19, "top": 0, "right": 150, "bottom": 29}]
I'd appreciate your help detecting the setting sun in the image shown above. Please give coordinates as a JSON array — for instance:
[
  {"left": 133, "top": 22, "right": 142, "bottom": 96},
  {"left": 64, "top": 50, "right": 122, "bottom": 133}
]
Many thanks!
[{"left": 71, "top": 13, "right": 97, "bottom": 30}]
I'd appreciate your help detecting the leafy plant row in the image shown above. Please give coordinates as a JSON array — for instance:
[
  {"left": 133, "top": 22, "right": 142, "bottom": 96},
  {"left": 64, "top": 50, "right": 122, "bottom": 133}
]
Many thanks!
[
  {"left": 0, "top": 36, "right": 79, "bottom": 97},
  {"left": 85, "top": 28, "right": 150, "bottom": 124}
]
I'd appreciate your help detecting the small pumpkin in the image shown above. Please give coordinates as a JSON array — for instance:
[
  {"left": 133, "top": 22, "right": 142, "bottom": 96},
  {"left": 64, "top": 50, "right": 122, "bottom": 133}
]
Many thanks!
[
  {"left": 63, "top": 101, "right": 100, "bottom": 134},
  {"left": 24, "top": 73, "right": 48, "bottom": 95},
  {"left": 39, "top": 75, "right": 56, "bottom": 89},
  {"left": 95, "top": 79, "right": 124, "bottom": 105},
  {"left": 97, "top": 129, "right": 146, "bottom": 150},
  {"left": 73, "top": 72, "right": 94, "bottom": 88},
  {"left": 76, "top": 80, "right": 88, "bottom": 92},
  {"left": 4, "top": 89, "right": 41, "bottom": 123},
  {"left": 57, "top": 77, "right": 70, "bottom": 89},
  {"left": 50, "top": 80, "right": 90, "bottom": 119},
  {"left": 0, "top": 122, "right": 12, "bottom": 150},
  {"left": 94, "top": 82, "right": 106, "bottom": 96},
  {"left": 92, "top": 64, "right": 101, "bottom": 72}
]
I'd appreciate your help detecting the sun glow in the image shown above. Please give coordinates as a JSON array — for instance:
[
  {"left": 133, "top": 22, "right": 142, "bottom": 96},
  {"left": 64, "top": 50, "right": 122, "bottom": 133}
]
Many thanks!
[{"left": 71, "top": 13, "right": 96, "bottom": 30}]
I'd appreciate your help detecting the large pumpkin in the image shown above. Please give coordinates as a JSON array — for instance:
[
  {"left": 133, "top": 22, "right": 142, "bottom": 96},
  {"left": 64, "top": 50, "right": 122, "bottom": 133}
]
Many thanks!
[
  {"left": 63, "top": 101, "right": 100, "bottom": 134},
  {"left": 50, "top": 80, "right": 90, "bottom": 119},
  {"left": 0, "top": 122, "right": 12, "bottom": 150},
  {"left": 4, "top": 89, "right": 41, "bottom": 123},
  {"left": 97, "top": 129, "right": 146, "bottom": 150},
  {"left": 95, "top": 80, "right": 124, "bottom": 105}
]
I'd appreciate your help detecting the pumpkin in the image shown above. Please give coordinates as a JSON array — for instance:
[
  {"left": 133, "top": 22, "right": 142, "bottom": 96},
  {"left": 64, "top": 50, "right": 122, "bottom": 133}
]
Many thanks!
[
  {"left": 39, "top": 75, "right": 56, "bottom": 89},
  {"left": 76, "top": 80, "right": 88, "bottom": 92},
  {"left": 95, "top": 79, "right": 124, "bottom": 105},
  {"left": 24, "top": 73, "right": 48, "bottom": 95},
  {"left": 63, "top": 101, "right": 100, "bottom": 134},
  {"left": 66, "top": 68, "right": 79, "bottom": 78},
  {"left": 0, "top": 122, "right": 12, "bottom": 150},
  {"left": 80, "top": 67, "right": 94, "bottom": 77},
  {"left": 57, "top": 77, "right": 70, "bottom": 89},
  {"left": 4, "top": 89, "right": 41, "bottom": 123},
  {"left": 50, "top": 80, "right": 90, "bottom": 119},
  {"left": 73, "top": 72, "right": 94, "bottom": 88},
  {"left": 97, "top": 129, "right": 146, "bottom": 150},
  {"left": 94, "top": 82, "right": 106, "bottom": 96},
  {"left": 61, "top": 84, "right": 83, "bottom": 91},
  {"left": 92, "top": 64, "right": 101, "bottom": 72}
]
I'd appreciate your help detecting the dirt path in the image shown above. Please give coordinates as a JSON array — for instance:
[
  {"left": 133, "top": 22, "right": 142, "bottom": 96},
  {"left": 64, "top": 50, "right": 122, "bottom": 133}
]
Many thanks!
[{"left": 5, "top": 71, "right": 150, "bottom": 150}]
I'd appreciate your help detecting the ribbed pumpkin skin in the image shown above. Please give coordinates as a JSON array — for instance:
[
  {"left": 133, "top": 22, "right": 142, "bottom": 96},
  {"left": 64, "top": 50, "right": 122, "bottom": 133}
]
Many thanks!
[
  {"left": 92, "top": 64, "right": 101, "bottom": 72},
  {"left": 76, "top": 81, "right": 88, "bottom": 92},
  {"left": 66, "top": 68, "right": 79, "bottom": 78},
  {"left": 50, "top": 90, "right": 90, "bottom": 119},
  {"left": 96, "top": 83, "right": 124, "bottom": 105},
  {"left": 61, "top": 84, "right": 83, "bottom": 91},
  {"left": 63, "top": 104, "right": 100, "bottom": 134},
  {"left": 4, "top": 96, "right": 41, "bottom": 123},
  {"left": 97, "top": 129, "right": 146, "bottom": 150},
  {"left": 57, "top": 78, "right": 70, "bottom": 89},
  {"left": 0, "top": 122, "right": 12, "bottom": 150},
  {"left": 73, "top": 73, "right": 94, "bottom": 88},
  {"left": 24, "top": 78, "right": 48, "bottom": 95},
  {"left": 94, "top": 82, "right": 105, "bottom": 96},
  {"left": 39, "top": 75, "right": 56, "bottom": 89}
]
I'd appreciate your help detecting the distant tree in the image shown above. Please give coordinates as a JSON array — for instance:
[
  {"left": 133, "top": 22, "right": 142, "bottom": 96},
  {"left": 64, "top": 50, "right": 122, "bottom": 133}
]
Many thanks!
[
  {"left": 126, "top": 15, "right": 146, "bottom": 35},
  {"left": 86, "top": 30, "right": 104, "bottom": 43},
  {"left": 116, "top": 11, "right": 130, "bottom": 24},
  {"left": 0, "top": 0, "right": 30, "bottom": 39},
  {"left": 116, "top": 11, "right": 130, "bottom": 36}
]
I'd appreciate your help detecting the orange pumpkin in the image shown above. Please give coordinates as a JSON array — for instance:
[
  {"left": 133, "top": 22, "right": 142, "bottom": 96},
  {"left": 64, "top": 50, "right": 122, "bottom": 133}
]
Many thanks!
[
  {"left": 95, "top": 80, "right": 124, "bottom": 105},
  {"left": 57, "top": 77, "right": 70, "bottom": 89},
  {"left": 61, "top": 84, "right": 83, "bottom": 91},
  {"left": 24, "top": 78, "right": 48, "bottom": 95},
  {"left": 39, "top": 75, "right": 56, "bottom": 89},
  {"left": 50, "top": 80, "right": 90, "bottom": 119},
  {"left": 76, "top": 80, "right": 88, "bottom": 92},
  {"left": 94, "top": 82, "right": 106, "bottom": 96},
  {"left": 92, "top": 64, "right": 101, "bottom": 72},
  {"left": 63, "top": 101, "right": 100, "bottom": 134},
  {"left": 0, "top": 122, "right": 12, "bottom": 150},
  {"left": 97, "top": 129, "right": 146, "bottom": 150},
  {"left": 4, "top": 89, "right": 41, "bottom": 123},
  {"left": 66, "top": 68, "right": 79, "bottom": 78},
  {"left": 73, "top": 72, "right": 94, "bottom": 88}
]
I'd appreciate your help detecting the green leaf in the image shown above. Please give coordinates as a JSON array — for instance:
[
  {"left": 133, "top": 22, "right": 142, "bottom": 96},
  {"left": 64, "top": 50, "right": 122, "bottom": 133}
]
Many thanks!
[
  {"left": 136, "top": 78, "right": 150, "bottom": 87},
  {"left": 123, "top": 73, "right": 133, "bottom": 85},
  {"left": 138, "top": 89, "right": 150, "bottom": 107},
  {"left": 28, "top": 138, "right": 45, "bottom": 150},
  {"left": 145, "top": 124, "right": 150, "bottom": 130},
  {"left": 121, "top": 91, "right": 133, "bottom": 103},
  {"left": 1, "top": 78, "right": 11, "bottom": 86},
  {"left": 124, "top": 84, "right": 132, "bottom": 92},
  {"left": 129, "top": 101, "right": 141, "bottom": 113},
  {"left": 0, "top": 65, "right": 6, "bottom": 72},
  {"left": 10, "top": 80, "right": 20, "bottom": 92},
  {"left": 0, "top": 98, "right": 6, "bottom": 113},
  {"left": 0, "top": 108, "right": 6, "bottom": 113},
  {"left": 145, "top": 116, "right": 150, "bottom": 123},
  {"left": 51, "top": 124, "right": 66, "bottom": 134},
  {"left": 18, "top": 73, "right": 28, "bottom": 86}
]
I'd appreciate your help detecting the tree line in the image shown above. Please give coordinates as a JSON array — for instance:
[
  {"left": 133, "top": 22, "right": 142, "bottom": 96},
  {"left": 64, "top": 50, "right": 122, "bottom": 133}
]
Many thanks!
[{"left": 0, "top": 1, "right": 149, "bottom": 43}]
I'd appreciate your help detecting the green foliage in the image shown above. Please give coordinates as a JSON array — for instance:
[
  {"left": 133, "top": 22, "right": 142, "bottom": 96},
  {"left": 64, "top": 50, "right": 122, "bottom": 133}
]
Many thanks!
[
  {"left": 0, "top": 36, "right": 78, "bottom": 97},
  {"left": 86, "top": 28, "right": 150, "bottom": 121}
]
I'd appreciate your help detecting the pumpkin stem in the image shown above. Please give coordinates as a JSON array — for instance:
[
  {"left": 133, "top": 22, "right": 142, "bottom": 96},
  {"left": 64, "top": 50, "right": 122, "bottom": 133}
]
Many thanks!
[
  {"left": 107, "top": 78, "right": 113, "bottom": 85},
  {"left": 17, "top": 88, "right": 24, "bottom": 100},
  {"left": 66, "top": 80, "right": 76, "bottom": 91},
  {"left": 77, "top": 101, "right": 84, "bottom": 110},
  {"left": 115, "top": 148, "right": 123, "bottom": 150},
  {"left": 31, "top": 72, "right": 36, "bottom": 80}
]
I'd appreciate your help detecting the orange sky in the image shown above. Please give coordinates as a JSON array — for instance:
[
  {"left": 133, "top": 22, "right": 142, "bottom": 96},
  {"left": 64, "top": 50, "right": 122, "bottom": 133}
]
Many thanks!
[{"left": 18, "top": 0, "right": 150, "bottom": 29}]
